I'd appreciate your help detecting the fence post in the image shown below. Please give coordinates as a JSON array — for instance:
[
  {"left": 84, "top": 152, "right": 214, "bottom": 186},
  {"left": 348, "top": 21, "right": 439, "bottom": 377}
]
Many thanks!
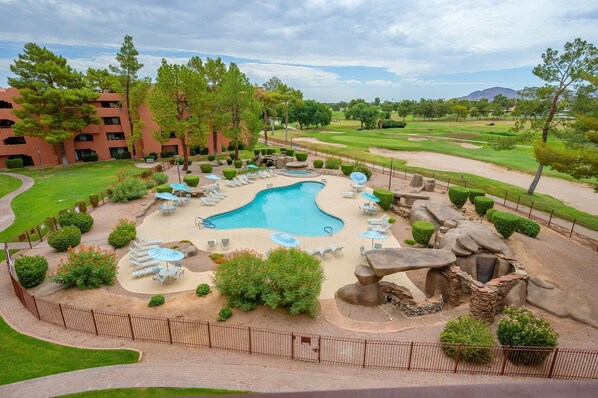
[
  {"left": 547, "top": 348, "right": 559, "bottom": 378},
  {"left": 454, "top": 344, "right": 461, "bottom": 373},
  {"left": 248, "top": 327, "right": 252, "bottom": 354},
  {"left": 32, "top": 296, "right": 40, "bottom": 320},
  {"left": 515, "top": 196, "right": 521, "bottom": 212},
  {"left": 548, "top": 210, "right": 554, "bottom": 227},
  {"left": 207, "top": 322, "right": 212, "bottom": 348},
  {"left": 291, "top": 332, "right": 295, "bottom": 360},
  {"left": 317, "top": 336, "right": 321, "bottom": 363},
  {"left": 528, "top": 201, "right": 534, "bottom": 218},
  {"left": 91, "top": 309, "right": 99, "bottom": 335},
  {"left": 464, "top": 181, "right": 467, "bottom": 188},
  {"left": 407, "top": 342, "right": 414, "bottom": 370},
  {"left": 504, "top": 190, "right": 508, "bottom": 205},
  {"left": 500, "top": 347, "right": 509, "bottom": 375},
  {"left": 37, "top": 225, "right": 43, "bottom": 242},
  {"left": 128, "top": 314, "right": 135, "bottom": 340},
  {"left": 58, "top": 303, "right": 66, "bottom": 328},
  {"left": 569, "top": 219, "right": 576, "bottom": 239},
  {"left": 167, "top": 318, "right": 173, "bottom": 344},
  {"left": 25, "top": 231, "right": 32, "bottom": 249},
  {"left": 447, "top": 178, "right": 450, "bottom": 189},
  {"left": 362, "top": 339, "right": 368, "bottom": 368}
]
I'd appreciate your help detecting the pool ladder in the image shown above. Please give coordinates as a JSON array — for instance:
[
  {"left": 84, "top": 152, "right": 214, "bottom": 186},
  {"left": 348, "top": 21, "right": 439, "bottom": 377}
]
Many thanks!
[
  {"left": 324, "top": 226, "right": 332, "bottom": 237},
  {"left": 195, "top": 217, "right": 215, "bottom": 229}
]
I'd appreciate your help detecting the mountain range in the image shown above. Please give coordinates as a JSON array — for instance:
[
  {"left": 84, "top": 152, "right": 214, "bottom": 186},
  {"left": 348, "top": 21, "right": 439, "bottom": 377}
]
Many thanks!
[{"left": 459, "top": 87, "right": 520, "bottom": 101}]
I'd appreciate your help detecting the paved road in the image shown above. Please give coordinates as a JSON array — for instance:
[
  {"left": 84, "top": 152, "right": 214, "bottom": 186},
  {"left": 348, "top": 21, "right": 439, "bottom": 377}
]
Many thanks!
[{"left": 0, "top": 172, "right": 34, "bottom": 233}]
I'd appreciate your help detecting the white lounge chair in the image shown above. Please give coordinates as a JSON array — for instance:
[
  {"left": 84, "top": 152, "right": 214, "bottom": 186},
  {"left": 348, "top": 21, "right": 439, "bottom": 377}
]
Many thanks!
[
  {"left": 208, "top": 192, "right": 223, "bottom": 202},
  {"left": 130, "top": 258, "right": 160, "bottom": 268},
  {"left": 342, "top": 191, "right": 355, "bottom": 198},
  {"left": 221, "top": 238, "right": 230, "bottom": 250},
  {"left": 316, "top": 247, "right": 332, "bottom": 257},
  {"left": 207, "top": 239, "right": 217, "bottom": 250},
  {"left": 374, "top": 243, "right": 383, "bottom": 249},
  {"left": 137, "top": 236, "right": 163, "bottom": 246},
  {"left": 225, "top": 180, "right": 236, "bottom": 188},
  {"left": 200, "top": 197, "right": 216, "bottom": 206},
  {"left": 329, "top": 244, "right": 343, "bottom": 256},
  {"left": 233, "top": 177, "right": 247, "bottom": 185},
  {"left": 132, "top": 241, "right": 159, "bottom": 251},
  {"left": 240, "top": 175, "right": 252, "bottom": 184},
  {"left": 369, "top": 223, "right": 392, "bottom": 233},
  {"left": 368, "top": 214, "right": 390, "bottom": 225},
  {"left": 305, "top": 248, "right": 319, "bottom": 256},
  {"left": 172, "top": 268, "right": 185, "bottom": 280},
  {"left": 132, "top": 265, "right": 163, "bottom": 278}
]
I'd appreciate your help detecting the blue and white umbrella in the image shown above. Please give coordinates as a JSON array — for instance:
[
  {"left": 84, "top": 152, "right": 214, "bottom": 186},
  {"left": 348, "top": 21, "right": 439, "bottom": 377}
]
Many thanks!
[
  {"left": 205, "top": 174, "right": 222, "bottom": 180},
  {"left": 147, "top": 247, "right": 185, "bottom": 269},
  {"left": 359, "top": 230, "right": 388, "bottom": 249},
  {"left": 155, "top": 192, "right": 179, "bottom": 201},
  {"left": 270, "top": 232, "right": 300, "bottom": 247},
  {"left": 247, "top": 164, "right": 259, "bottom": 169},
  {"left": 360, "top": 191, "right": 380, "bottom": 204},
  {"left": 350, "top": 172, "right": 367, "bottom": 184},
  {"left": 170, "top": 183, "right": 190, "bottom": 191}
]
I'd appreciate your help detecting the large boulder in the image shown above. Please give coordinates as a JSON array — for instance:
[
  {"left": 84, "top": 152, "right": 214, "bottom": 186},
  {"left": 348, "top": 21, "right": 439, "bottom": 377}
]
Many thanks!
[
  {"left": 336, "top": 282, "right": 382, "bottom": 306},
  {"left": 503, "top": 280, "right": 527, "bottom": 307},
  {"left": 354, "top": 264, "right": 382, "bottom": 285},
  {"left": 410, "top": 200, "right": 440, "bottom": 229},
  {"left": 425, "top": 200, "right": 466, "bottom": 225},
  {"left": 366, "top": 248, "right": 456, "bottom": 276}
]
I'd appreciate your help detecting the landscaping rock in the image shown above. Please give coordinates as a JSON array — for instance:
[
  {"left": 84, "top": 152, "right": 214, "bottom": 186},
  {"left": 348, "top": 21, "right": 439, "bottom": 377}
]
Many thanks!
[
  {"left": 336, "top": 282, "right": 382, "bottom": 306},
  {"left": 366, "top": 248, "right": 456, "bottom": 276},
  {"left": 456, "top": 233, "right": 479, "bottom": 253},
  {"left": 410, "top": 200, "right": 440, "bottom": 228},
  {"left": 354, "top": 264, "right": 382, "bottom": 285},
  {"left": 425, "top": 200, "right": 465, "bottom": 224},
  {"left": 502, "top": 280, "right": 527, "bottom": 307},
  {"left": 451, "top": 241, "right": 471, "bottom": 257}
]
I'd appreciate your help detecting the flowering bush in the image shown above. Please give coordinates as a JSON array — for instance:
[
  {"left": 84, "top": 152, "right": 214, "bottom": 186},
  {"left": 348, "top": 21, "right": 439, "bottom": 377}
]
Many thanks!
[
  {"left": 440, "top": 315, "right": 495, "bottom": 363},
  {"left": 51, "top": 246, "right": 117, "bottom": 289}
]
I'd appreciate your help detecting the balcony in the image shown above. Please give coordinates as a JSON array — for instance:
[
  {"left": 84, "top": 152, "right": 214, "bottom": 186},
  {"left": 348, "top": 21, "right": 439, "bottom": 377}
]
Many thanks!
[
  {"left": 107, "top": 132, "right": 126, "bottom": 141},
  {"left": 0, "top": 119, "right": 16, "bottom": 129},
  {"left": 3, "top": 136, "right": 26, "bottom": 145}
]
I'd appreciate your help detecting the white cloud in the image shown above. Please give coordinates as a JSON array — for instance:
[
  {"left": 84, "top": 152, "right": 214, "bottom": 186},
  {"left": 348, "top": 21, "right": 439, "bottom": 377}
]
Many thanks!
[
  {"left": 239, "top": 63, "right": 341, "bottom": 88},
  {"left": 365, "top": 80, "right": 400, "bottom": 87}
]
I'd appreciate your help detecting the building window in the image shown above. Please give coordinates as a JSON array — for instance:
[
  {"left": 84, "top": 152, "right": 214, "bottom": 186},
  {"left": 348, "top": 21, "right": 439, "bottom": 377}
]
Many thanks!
[
  {"left": 161, "top": 145, "right": 179, "bottom": 156},
  {"left": 9, "top": 154, "right": 34, "bottom": 166},
  {"left": 107, "top": 132, "right": 125, "bottom": 141},
  {"left": 3, "top": 136, "right": 26, "bottom": 145},
  {"left": 74, "top": 134, "right": 94, "bottom": 142},
  {"left": 0, "top": 100, "right": 13, "bottom": 109},
  {"left": 75, "top": 149, "right": 96, "bottom": 161},
  {"left": 100, "top": 101, "right": 120, "bottom": 108},
  {"left": 169, "top": 132, "right": 176, "bottom": 138},
  {"left": 103, "top": 117, "right": 121, "bottom": 125},
  {"left": 109, "top": 147, "right": 129, "bottom": 158},
  {"left": 0, "top": 119, "right": 15, "bottom": 128}
]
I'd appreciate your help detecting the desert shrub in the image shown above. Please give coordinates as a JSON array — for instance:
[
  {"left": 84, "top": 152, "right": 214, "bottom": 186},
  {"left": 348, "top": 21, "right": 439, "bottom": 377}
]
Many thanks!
[
  {"left": 207, "top": 155, "right": 216, "bottom": 161},
  {"left": 160, "top": 151, "right": 174, "bottom": 159},
  {"left": 82, "top": 153, "right": 98, "bottom": 162},
  {"left": 209, "top": 253, "right": 226, "bottom": 264},
  {"left": 88, "top": 194, "right": 99, "bottom": 208},
  {"left": 404, "top": 239, "right": 416, "bottom": 246},
  {"left": 152, "top": 172, "right": 168, "bottom": 185},
  {"left": 223, "top": 168, "right": 237, "bottom": 180},
  {"left": 111, "top": 177, "right": 148, "bottom": 203},
  {"left": 486, "top": 208, "right": 497, "bottom": 222},
  {"left": 380, "top": 119, "right": 407, "bottom": 128},
  {"left": 14, "top": 255, "right": 48, "bottom": 288},
  {"left": 226, "top": 158, "right": 233, "bottom": 165},
  {"left": 59, "top": 212, "right": 93, "bottom": 233},
  {"left": 493, "top": 211, "right": 521, "bottom": 239},
  {"left": 324, "top": 157, "right": 341, "bottom": 169},
  {"left": 233, "top": 160, "right": 243, "bottom": 169},
  {"left": 440, "top": 315, "right": 495, "bottom": 363},
  {"left": 340, "top": 163, "right": 354, "bottom": 176},
  {"left": 352, "top": 163, "right": 372, "bottom": 180},
  {"left": 295, "top": 152, "right": 308, "bottom": 161},
  {"left": 6, "top": 158, "right": 24, "bottom": 168},
  {"left": 196, "top": 283, "right": 211, "bottom": 296},
  {"left": 474, "top": 196, "right": 495, "bottom": 216},
  {"left": 373, "top": 189, "right": 394, "bottom": 211},
  {"left": 448, "top": 186, "right": 469, "bottom": 208},
  {"left": 200, "top": 163, "right": 213, "bottom": 173},
  {"left": 183, "top": 175, "right": 200, "bottom": 187},
  {"left": 517, "top": 218, "right": 541, "bottom": 238},
  {"left": 48, "top": 226, "right": 81, "bottom": 252},
  {"left": 156, "top": 164, "right": 163, "bottom": 172},
  {"left": 76, "top": 201, "right": 87, "bottom": 214},
  {"left": 213, "top": 251, "right": 266, "bottom": 311},
  {"left": 144, "top": 178, "right": 156, "bottom": 189},
  {"left": 284, "top": 148, "right": 295, "bottom": 157},
  {"left": 155, "top": 184, "right": 172, "bottom": 193},
  {"left": 388, "top": 217, "right": 396, "bottom": 224},
  {"left": 108, "top": 219, "right": 136, "bottom": 249},
  {"left": 497, "top": 306, "right": 558, "bottom": 366},
  {"left": 148, "top": 295, "right": 165, "bottom": 307},
  {"left": 218, "top": 307, "right": 233, "bottom": 321},
  {"left": 313, "top": 159, "right": 324, "bottom": 168},
  {"left": 52, "top": 246, "right": 117, "bottom": 289},
  {"left": 468, "top": 189, "right": 486, "bottom": 204},
  {"left": 412, "top": 221, "right": 435, "bottom": 246}
]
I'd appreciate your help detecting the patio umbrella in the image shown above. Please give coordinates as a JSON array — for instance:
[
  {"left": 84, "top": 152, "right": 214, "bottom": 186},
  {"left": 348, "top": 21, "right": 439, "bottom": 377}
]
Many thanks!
[
  {"left": 359, "top": 230, "right": 388, "bottom": 249},
  {"left": 350, "top": 172, "right": 367, "bottom": 184},
  {"left": 155, "top": 192, "right": 179, "bottom": 201},
  {"left": 247, "top": 164, "right": 259, "bottom": 169},
  {"left": 170, "top": 183, "right": 190, "bottom": 191},
  {"left": 147, "top": 247, "right": 185, "bottom": 269},
  {"left": 270, "top": 232, "right": 300, "bottom": 247},
  {"left": 360, "top": 191, "right": 380, "bottom": 204},
  {"left": 204, "top": 174, "right": 222, "bottom": 180}
]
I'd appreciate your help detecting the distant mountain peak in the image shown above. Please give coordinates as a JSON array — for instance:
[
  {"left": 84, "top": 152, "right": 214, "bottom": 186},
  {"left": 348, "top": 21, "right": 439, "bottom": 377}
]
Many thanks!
[{"left": 459, "top": 87, "right": 519, "bottom": 101}]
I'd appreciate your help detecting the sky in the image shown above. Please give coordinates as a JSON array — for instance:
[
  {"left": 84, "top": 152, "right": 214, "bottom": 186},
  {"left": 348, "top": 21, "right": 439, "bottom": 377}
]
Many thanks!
[{"left": 0, "top": 0, "right": 596, "bottom": 102}]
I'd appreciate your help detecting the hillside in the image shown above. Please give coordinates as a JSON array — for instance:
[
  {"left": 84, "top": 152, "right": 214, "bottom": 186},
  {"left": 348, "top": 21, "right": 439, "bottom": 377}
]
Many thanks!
[{"left": 459, "top": 87, "right": 519, "bottom": 101}]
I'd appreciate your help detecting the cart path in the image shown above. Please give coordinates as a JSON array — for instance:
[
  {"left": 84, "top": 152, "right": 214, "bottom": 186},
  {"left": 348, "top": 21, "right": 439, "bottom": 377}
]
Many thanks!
[{"left": 0, "top": 172, "right": 34, "bottom": 233}]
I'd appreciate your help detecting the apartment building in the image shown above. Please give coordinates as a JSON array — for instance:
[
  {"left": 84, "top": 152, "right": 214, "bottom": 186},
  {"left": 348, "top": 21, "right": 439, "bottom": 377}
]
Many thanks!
[{"left": 0, "top": 87, "right": 227, "bottom": 168}]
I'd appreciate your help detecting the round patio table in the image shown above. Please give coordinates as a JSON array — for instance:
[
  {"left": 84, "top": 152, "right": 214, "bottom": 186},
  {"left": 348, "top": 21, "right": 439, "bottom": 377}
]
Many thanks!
[{"left": 159, "top": 268, "right": 178, "bottom": 277}]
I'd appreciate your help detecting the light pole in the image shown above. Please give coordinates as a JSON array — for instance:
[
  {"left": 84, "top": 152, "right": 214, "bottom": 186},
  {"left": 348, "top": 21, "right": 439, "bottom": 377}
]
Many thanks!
[
  {"left": 36, "top": 147, "right": 44, "bottom": 178},
  {"left": 176, "top": 158, "right": 181, "bottom": 184},
  {"left": 285, "top": 99, "right": 289, "bottom": 143},
  {"left": 388, "top": 158, "right": 393, "bottom": 191}
]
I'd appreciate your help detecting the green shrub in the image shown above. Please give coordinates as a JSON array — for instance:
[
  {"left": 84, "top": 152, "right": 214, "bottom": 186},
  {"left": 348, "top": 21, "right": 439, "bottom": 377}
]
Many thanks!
[
  {"left": 111, "top": 177, "right": 148, "bottom": 203},
  {"left": 388, "top": 217, "right": 396, "bottom": 224},
  {"left": 152, "top": 172, "right": 168, "bottom": 185},
  {"left": 380, "top": 119, "right": 407, "bottom": 128},
  {"left": 144, "top": 178, "right": 156, "bottom": 189},
  {"left": 82, "top": 153, "right": 98, "bottom": 162},
  {"left": 207, "top": 155, "right": 216, "bottom": 161},
  {"left": 229, "top": 153, "right": 236, "bottom": 160},
  {"left": 5, "top": 158, "right": 24, "bottom": 169},
  {"left": 48, "top": 226, "right": 81, "bottom": 252},
  {"left": 497, "top": 306, "right": 558, "bottom": 366},
  {"left": 148, "top": 295, "right": 165, "bottom": 307},
  {"left": 108, "top": 219, "right": 137, "bottom": 249},
  {"left": 221, "top": 144, "right": 227, "bottom": 153},
  {"left": 324, "top": 157, "right": 341, "bottom": 169},
  {"left": 474, "top": 196, "right": 495, "bottom": 216},
  {"left": 14, "top": 255, "right": 48, "bottom": 288},
  {"left": 233, "top": 160, "right": 243, "bottom": 169},
  {"left": 440, "top": 315, "right": 495, "bottom": 363},
  {"left": 486, "top": 208, "right": 497, "bottom": 222},
  {"left": 313, "top": 159, "right": 324, "bottom": 168},
  {"left": 52, "top": 246, "right": 117, "bottom": 289},
  {"left": 148, "top": 152, "right": 158, "bottom": 160},
  {"left": 226, "top": 158, "right": 233, "bottom": 165},
  {"left": 76, "top": 201, "right": 87, "bottom": 214},
  {"left": 59, "top": 212, "right": 93, "bottom": 233},
  {"left": 200, "top": 163, "right": 213, "bottom": 173},
  {"left": 340, "top": 163, "right": 354, "bottom": 176},
  {"left": 183, "top": 175, "right": 200, "bottom": 187},
  {"left": 404, "top": 239, "right": 416, "bottom": 246},
  {"left": 196, "top": 283, "right": 211, "bottom": 296},
  {"left": 260, "top": 148, "right": 267, "bottom": 155},
  {"left": 114, "top": 152, "right": 131, "bottom": 159},
  {"left": 155, "top": 184, "right": 172, "bottom": 193},
  {"left": 218, "top": 307, "right": 233, "bottom": 321},
  {"left": 448, "top": 186, "right": 469, "bottom": 208},
  {"left": 373, "top": 189, "right": 394, "bottom": 211},
  {"left": 517, "top": 218, "right": 541, "bottom": 238},
  {"left": 160, "top": 151, "right": 174, "bottom": 159},
  {"left": 223, "top": 168, "right": 237, "bottom": 180},
  {"left": 352, "top": 163, "right": 372, "bottom": 180},
  {"left": 253, "top": 149, "right": 261, "bottom": 156},
  {"left": 295, "top": 152, "right": 308, "bottom": 161},
  {"left": 468, "top": 189, "right": 486, "bottom": 204},
  {"left": 89, "top": 194, "right": 99, "bottom": 208},
  {"left": 284, "top": 148, "right": 295, "bottom": 157},
  {"left": 493, "top": 211, "right": 521, "bottom": 239},
  {"left": 412, "top": 221, "right": 435, "bottom": 246},
  {"left": 266, "top": 148, "right": 276, "bottom": 155}
]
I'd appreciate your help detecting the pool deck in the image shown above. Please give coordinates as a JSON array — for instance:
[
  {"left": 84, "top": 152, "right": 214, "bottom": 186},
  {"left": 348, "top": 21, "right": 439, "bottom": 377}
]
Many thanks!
[{"left": 116, "top": 173, "right": 424, "bottom": 300}]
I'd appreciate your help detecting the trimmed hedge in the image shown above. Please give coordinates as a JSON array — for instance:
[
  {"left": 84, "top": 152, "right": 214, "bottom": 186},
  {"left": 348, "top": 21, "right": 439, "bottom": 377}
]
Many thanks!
[
  {"left": 82, "top": 153, "right": 98, "bottom": 162},
  {"left": 155, "top": 184, "right": 172, "bottom": 193},
  {"left": 148, "top": 295, "right": 165, "bottom": 307},
  {"left": 196, "top": 283, "right": 210, "bottom": 296},
  {"left": 517, "top": 218, "right": 541, "bottom": 238},
  {"left": 6, "top": 158, "right": 24, "bottom": 168},
  {"left": 295, "top": 152, "right": 308, "bottom": 161},
  {"left": 14, "top": 255, "right": 48, "bottom": 288},
  {"left": 48, "top": 226, "right": 81, "bottom": 252},
  {"left": 440, "top": 315, "right": 494, "bottom": 364},
  {"left": 380, "top": 119, "right": 407, "bottom": 128},
  {"left": 223, "top": 168, "right": 237, "bottom": 180},
  {"left": 324, "top": 157, "right": 341, "bottom": 170},
  {"left": 266, "top": 148, "right": 276, "bottom": 155},
  {"left": 226, "top": 158, "right": 233, "bottom": 165},
  {"left": 313, "top": 159, "right": 323, "bottom": 168},
  {"left": 373, "top": 189, "right": 394, "bottom": 211},
  {"left": 200, "top": 163, "right": 213, "bottom": 173},
  {"left": 352, "top": 163, "right": 372, "bottom": 180},
  {"left": 486, "top": 208, "right": 497, "bottom": 222},
  {"left": 468, "top": 189, "right": 485, "bottom": 204},
  {"left": 474, "top": 196, "right": 495, "bottom": 216},
  {"left": 58, "top": 212, "right": 94, "bottom": 233},
  {"left": 183, "top": 175, "right": 200, "bottom": 187},
  {"left": 412, "top": 221, "right": 435, "bottom": 246},
  {"left": 233, "top": 160, "right": 243, "bottom": 169},
  {"left": 283, "top": 148, "right": 295, "bottom": 157},
  {"left": 448, "top": 186, "right": 469, "bottom": 208},
  {"left": 207, "top": 155, "right": 216, "bottom": 161},
  {"left": 253, "top": 149, "right": 260, "bottom": 156},
  {"left": 340, "top": 163, "right": 354, "bottom": 176},
  {"left": 493, "top": 211, "right": 521, "bottom": 239}
]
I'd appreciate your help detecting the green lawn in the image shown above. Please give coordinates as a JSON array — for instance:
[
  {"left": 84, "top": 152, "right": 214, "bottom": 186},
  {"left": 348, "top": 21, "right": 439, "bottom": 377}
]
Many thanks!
[
  {"left": 58, "top": 387, "right": 248, "bottom": 397},
  {"left": 0, "top": 316, "right": 139, "bottom": 385},
  {"left": 0, "top": 174, "right": 22, "bottom": 200}
]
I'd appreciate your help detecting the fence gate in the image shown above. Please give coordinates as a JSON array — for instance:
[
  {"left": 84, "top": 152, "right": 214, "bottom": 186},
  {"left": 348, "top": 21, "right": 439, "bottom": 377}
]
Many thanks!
[{"left": 293, "top": 333, "right": 320, "bottom": 362}]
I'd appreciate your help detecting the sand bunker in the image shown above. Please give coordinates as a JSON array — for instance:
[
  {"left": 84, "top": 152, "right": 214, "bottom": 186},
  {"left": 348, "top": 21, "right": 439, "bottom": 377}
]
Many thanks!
[
  {"left": 407, "top": 136, "right": 428, "bottom": 142},
  {"left": 368, "top": 147, "right": 598, "bottom": 214},
  {"left": 459, "top": 143, "right": 483, "bottom": 149},
  {"left": 293, "top": 137, "right": 347, "bottom": 147}
]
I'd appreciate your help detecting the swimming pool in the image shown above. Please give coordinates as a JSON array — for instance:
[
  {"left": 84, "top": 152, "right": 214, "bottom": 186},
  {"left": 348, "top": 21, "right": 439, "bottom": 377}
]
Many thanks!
[
  {"left": 283, "top": 170, "right": 313, "bottom": 176},
  {"left": 205, "top": 182, "right": 344, "bottom": 236}
]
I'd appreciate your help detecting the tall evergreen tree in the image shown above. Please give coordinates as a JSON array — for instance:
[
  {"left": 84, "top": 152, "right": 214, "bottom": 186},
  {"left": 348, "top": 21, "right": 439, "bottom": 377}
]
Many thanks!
[{"left": 9, "top": 43, "right": 99, "bottom": 167}]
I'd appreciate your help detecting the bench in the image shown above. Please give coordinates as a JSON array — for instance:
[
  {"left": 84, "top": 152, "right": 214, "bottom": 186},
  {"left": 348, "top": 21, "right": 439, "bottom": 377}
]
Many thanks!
[
  {"left": 393, "top": 191, "right": 430, "bottom": 206},
  {"left": 145, "top": 158, "right": 155, "bottom": 163}
]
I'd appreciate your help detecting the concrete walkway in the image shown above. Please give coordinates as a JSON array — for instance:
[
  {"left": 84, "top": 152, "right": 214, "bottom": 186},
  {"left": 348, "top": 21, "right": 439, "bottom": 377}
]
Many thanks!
[{"left": 0, "top": 172, "right": 34, "bottom": 233}]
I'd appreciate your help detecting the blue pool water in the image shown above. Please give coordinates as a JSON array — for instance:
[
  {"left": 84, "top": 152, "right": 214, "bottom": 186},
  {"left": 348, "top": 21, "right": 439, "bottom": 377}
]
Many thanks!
[
  {"left": 206, "top": 182, "right": 344, "bottom": 236},
  {"left": 284, "top": 170, "right": 313, "bottom": 175}
]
